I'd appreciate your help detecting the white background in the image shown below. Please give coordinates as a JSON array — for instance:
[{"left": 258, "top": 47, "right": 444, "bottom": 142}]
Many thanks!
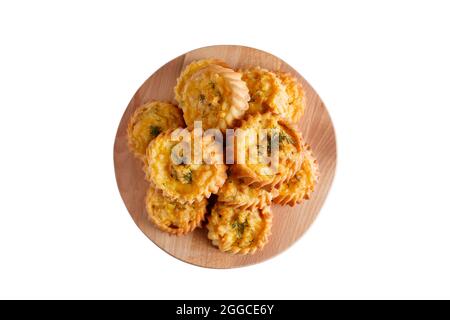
[{"left": 0, "top": 0, "right": 449, "bottom": 299}]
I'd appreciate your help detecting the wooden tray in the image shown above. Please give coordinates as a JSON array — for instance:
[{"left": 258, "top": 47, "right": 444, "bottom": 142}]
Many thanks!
[{"left": 114, "top": 45, "right": 337, "bottom": 268}]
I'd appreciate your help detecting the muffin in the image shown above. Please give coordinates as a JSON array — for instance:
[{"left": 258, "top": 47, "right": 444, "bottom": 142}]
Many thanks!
[
  {"left": 231, "top": 113, "right": 303, "bottom": 190},
  {"left": 145, "top": 186, "right": 207, "bottom": 235},
  {"left": 207, "top": 202, "right": 272, "bottom": 254},
  {"left": 241, "top": 67, "right": 289, "bottom": 117},
  {"left": 175, "top": 60, "right": 250, "bottom": 130},
  {"left": 216, "top": 175, "right": 277, "bottom": 210},
  {"left": 127, "top": 101, "right": 184, "bottom": 160},
  {"left": 273, "top": 143, "right": 319, "bottom": 206},
  {"left": 276, "top": 71, "right": 306, "bottom": 123},
  {"left": 145, "top": 128, "right": 227, "bottom": 203}
]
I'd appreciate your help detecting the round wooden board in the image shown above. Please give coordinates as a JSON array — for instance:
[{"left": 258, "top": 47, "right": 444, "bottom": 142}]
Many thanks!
[{"left": 114, "top": 45, "right": 337, "bottom": 268}]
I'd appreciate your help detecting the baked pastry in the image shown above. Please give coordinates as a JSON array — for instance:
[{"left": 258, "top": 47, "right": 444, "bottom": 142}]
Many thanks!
[
  {"left": 273, "top": 143, "right": 319, "bottom": 206},
  {"left": 175, "top": 61, "right": 250, "bottom": 130},
  {"left": 207, "top": 202, "right": 272, "bottom": 254},
  {"left": 231, "top": 113, "right": 303, "bottom": 190},
  {"left": 145, "top": 186, "right": 207, "bottom": 235},
  {"left": 127, "top": 101, "right": 185, "bottom": 160},
  {"left": 241, "top": 67, "right": 289, "bottom": 117},
  {"left": 145, "top": 128, "right": 227, "bottom": 203},
  {"left": 276, "top": 72, "right": 306, "bottom": 123},
  {"left": 125, "top": 57, "right": 321, "bottom": 255},
  {"left": 216, "top": 175, "right": 277, "bottom": 210},
  {"left": 174, "top": 59, "right": 229, "bottom": 104}
]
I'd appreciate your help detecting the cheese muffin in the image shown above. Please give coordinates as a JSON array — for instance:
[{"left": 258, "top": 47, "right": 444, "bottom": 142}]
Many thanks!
[
  {"left": 276, "top": 72, "right": 306, "bottom": 123},
  {"left": 127, "top": 101, "right": 185, "bottom": 160},
  {"left": 175, "top": 61, "right": 250, "bottom": 130},
  {"left": 231, "top": 113, "right": 303, "bottom": 190},
  {"left": 174, "top": 58, "right": 229, "bottom": 104},
  {"left": 216, "top": 175, "right": 277, "bottom": 210},
  {"left": 240, "top": 67, "right": 289, "bottom": 117},
  {"left": 273, "top": 143, "right": 319, "bottom": 206},
  {"left": 145, "top": 128, "right": 227, "bottom": 203},
  {"left": 145, "top": 186, "right": 207, "bottom": 235},
  {"left": 207, "top": 202, "right": 272, "bottom": 254}
]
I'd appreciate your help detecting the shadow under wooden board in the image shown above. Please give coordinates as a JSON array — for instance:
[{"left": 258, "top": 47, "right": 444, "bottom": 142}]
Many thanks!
[{"left": 114, "top": 45, "right": 337, "bottom": 268}]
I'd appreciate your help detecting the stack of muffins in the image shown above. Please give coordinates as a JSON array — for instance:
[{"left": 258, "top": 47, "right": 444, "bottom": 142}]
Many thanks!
[{"left": 127, "top": 59, "right": 319, "bottom": 255}]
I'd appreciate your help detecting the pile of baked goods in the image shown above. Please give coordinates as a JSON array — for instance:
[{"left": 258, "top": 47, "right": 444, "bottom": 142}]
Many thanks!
[{"left": 127, "top": 59, "right": 319, "bottom": 255}]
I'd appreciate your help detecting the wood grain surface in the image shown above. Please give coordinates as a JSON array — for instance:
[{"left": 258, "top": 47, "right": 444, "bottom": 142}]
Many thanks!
[{"left": 113, "top": 45, "right": 337, "bottom": 268}]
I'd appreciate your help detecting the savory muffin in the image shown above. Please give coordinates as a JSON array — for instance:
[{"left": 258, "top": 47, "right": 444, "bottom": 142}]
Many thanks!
[
  {"left": 231, "top": 113, "right": 303, "bottom": 190},
  {"left": 125, "top": 56, "right": 320, "bottom": 255},
  {"left": 127, "top": 101, "right": 185, "bottom": 160},
  {"left": 145, "top": 128, "right": 227, "bottom": 203},
  {"left": 216, "top": 175, "right": 277, "bottom": 210},
  {"left": 273, "top": 143, "right": 319, "bottom": 206},
  {"left": 145, "top": 186, "right": 207, "bottom": 235},
  {"left": 175, "top": 61, "right": 250, "bottom": 130},
  {"left": 207, "top": 202, "right": 272, "bottom": 254},
  {"left": 276, "top": 71, "right": 306, "bottom": 123},
  {"left": 174, "top": 58, "right": 229, "bottom": 104},
  {"left": 240, "top": 67, "right": 289, "bottom": 117}
]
